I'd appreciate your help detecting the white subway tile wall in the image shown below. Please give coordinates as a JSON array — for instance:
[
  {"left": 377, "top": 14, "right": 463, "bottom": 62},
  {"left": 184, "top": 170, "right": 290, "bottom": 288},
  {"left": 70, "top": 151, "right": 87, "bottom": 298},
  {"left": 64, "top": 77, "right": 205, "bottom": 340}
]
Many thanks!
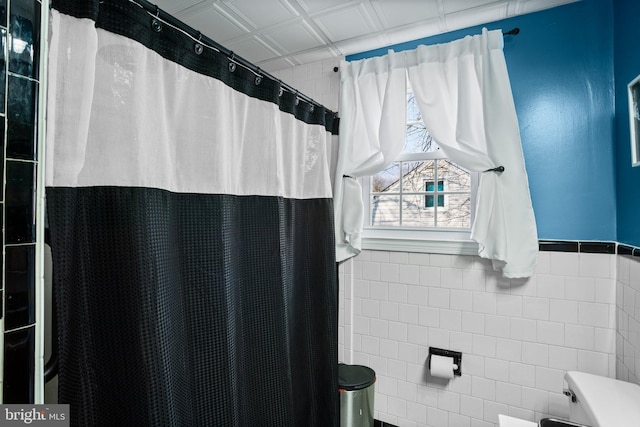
[
  {"left": 341, "top": 251, "right": 617, "bottom": 427},
  {"left": 271, "top": 58, "right": 631, "bottom": 427},
  {"left": 616, "top": 255, "right": 640, "bottom": 385},
  {"left": 270, "top": 57, "right": 342, "bottom": 113}
]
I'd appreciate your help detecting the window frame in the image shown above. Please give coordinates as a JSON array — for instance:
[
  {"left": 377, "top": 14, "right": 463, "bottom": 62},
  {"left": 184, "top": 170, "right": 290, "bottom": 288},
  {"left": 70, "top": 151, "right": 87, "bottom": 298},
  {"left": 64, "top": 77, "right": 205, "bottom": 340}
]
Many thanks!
[{"left": 360, "top": 98, "right": 480, "bottom": 255}]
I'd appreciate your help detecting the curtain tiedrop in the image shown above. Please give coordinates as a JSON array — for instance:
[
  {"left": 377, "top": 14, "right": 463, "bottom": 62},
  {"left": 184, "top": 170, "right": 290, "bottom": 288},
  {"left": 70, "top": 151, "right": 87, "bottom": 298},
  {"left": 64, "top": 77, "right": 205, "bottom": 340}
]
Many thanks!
[{"left": 337, "top": 29, "right": 538, "bottom": 278}]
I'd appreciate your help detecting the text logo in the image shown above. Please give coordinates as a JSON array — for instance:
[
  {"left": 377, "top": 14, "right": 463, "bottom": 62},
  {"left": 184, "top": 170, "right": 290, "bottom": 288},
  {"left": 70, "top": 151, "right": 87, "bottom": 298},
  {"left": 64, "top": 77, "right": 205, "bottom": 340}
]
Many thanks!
[{"left": 0, "top": 406, "right": 69, "bottom": 426}]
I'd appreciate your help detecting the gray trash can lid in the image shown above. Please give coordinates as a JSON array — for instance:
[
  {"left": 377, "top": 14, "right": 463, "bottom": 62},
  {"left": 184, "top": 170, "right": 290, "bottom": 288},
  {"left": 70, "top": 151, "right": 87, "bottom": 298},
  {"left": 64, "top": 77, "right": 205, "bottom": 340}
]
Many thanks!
[{"left": 338, "top": 363, "right": 376, "bottom": 391}]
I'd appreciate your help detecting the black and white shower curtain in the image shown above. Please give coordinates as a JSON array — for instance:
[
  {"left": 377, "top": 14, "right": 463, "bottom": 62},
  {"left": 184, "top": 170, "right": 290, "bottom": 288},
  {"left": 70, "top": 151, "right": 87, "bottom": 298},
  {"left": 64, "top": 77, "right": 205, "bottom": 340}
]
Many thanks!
[{"left": 46, "top": 1, "right": 339, "bottom": 425}]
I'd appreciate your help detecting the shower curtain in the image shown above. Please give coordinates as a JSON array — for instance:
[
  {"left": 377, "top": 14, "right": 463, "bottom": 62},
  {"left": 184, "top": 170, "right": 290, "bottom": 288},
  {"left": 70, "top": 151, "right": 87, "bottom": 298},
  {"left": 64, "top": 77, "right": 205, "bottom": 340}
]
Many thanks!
[{"left": 46, "top": 1, "right": 339, "bottom": 425}]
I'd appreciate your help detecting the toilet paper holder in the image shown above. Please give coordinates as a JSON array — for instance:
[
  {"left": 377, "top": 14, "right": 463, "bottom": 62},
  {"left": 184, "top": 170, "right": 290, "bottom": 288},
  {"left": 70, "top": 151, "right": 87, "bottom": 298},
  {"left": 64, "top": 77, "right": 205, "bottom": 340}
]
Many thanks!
[{"left": 428, "top": 347, "right": 462, "bottom": 377}]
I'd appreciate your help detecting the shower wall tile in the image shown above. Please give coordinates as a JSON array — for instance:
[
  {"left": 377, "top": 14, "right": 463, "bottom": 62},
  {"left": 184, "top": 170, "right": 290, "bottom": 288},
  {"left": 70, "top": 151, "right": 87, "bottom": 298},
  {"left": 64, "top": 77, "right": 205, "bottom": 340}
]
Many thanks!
[
  {"left": 3, "top": 325, "right": 35, "bottom": 403},
  {"left": 9, "top": 0, "right": 40, "bottom": 79},
  {"left": 0, "top": 29, "right": 5, "bottom": 116},
  {"left": 4, "top": 244, "right": 36, "bottom": 330},
  {"left": 2, "top": 0, "right": 43, "bottom": 405},
  {"left": 0, "top": 119, "right": 5, "bottom": 189},
  {"left": 5, "top": 160, "right": 36, "bottom": 244},
  {"left": 7, "top": 75, "right": 37, "bottom": 160},
  {"left": 0, "top": 0, "right": 7, "bottom": 27}
]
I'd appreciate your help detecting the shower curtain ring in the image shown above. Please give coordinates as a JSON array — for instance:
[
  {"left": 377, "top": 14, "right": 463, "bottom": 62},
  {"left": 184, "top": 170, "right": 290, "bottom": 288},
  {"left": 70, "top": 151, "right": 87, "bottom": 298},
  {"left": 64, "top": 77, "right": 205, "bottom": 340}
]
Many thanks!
[
  {"left": 150, "top": 6, "right": 162, "bottom": 32},
  {"left": 255, "top": 68, "right": 262, "bottom": 85},
  {"left": 228, "top": 51, "right": 236, "bottom": 72},
  {"left": 151, "top": 18, "right": 162, "bottom": 32},
  {"left": 195, "top": 31, "right": 204, "bottom": 54}
]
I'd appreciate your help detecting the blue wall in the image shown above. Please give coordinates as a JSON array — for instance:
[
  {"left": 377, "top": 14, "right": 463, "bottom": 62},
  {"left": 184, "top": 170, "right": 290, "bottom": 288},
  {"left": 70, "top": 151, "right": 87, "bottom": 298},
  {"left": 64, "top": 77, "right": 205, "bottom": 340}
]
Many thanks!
[
  {"left": 614, "top": 0, "right": 640, "bottom": 247},
  {"left": 348, "top": 0, "right": 617, "bottom": 242}
]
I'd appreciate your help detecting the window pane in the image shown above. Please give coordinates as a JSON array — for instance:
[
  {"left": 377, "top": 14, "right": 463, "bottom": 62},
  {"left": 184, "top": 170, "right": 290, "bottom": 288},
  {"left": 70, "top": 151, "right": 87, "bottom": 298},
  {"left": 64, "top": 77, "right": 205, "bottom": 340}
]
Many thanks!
[
  {"left": 425, "top": 181, "right": 443, "bottom": 192},
  {"left": 436, "top": 195, "right": 471, "bottom": 228},
  {"left": 425, "top": 194, "right": 434, "bottom": 208},
  {"left": 424, "top": 192, "right": 444, "bottom": 208},
  {"left": 401, "top": 161, "right": 434, "bottom": 192},
  {"left": 407, "top": 92, "right": 421, "bottom": 122},
  {"left": 372, "top": 162, "right": 400, "bottom": 193},
  {"left": 439, "top": 160, "right": 471, "bottom": 192},
  {"left": 371, "top": 195, "right": 400, "bottom": 226},
  {"left": 404, "top": 123, "right": 441, "bottom": 153},
  {"left": 402, "top": 194, "right": 435, "bottom": 227}
]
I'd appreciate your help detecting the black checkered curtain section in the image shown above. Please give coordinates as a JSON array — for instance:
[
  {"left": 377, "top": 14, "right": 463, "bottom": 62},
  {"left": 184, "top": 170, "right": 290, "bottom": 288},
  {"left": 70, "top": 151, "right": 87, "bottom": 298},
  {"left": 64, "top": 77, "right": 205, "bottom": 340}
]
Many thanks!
[{"left": 46, "top": 1, "right": 339, "bottom": 425}]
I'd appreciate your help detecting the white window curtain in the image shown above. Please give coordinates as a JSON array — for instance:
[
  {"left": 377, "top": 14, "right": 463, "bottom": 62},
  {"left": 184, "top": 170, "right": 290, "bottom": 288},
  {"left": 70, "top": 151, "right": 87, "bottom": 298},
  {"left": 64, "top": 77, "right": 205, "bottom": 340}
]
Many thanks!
[
  {"left": 334, "top": 51, "right": 407, "bottom": 262},
  {"left": 337, "top": 28, "right": 538, "bottom": 278}
]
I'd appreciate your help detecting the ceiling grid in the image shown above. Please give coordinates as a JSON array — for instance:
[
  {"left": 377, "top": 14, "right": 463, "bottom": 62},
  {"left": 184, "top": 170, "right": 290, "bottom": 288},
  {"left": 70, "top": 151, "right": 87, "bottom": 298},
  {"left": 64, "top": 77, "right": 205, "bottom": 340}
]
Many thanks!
[{"left": 151, "top": 0, "right": 580, "bottom": 72}]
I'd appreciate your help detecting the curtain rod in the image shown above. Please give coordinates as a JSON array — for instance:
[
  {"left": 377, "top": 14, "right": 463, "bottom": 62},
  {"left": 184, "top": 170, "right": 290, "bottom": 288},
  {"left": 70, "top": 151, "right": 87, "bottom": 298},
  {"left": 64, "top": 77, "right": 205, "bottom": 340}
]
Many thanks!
[
  {"left": 127, "top": 0, "right": 337, "bottom": 117},
  {"left": 504, "top": 28, "right": 520, "bottom": 36}
]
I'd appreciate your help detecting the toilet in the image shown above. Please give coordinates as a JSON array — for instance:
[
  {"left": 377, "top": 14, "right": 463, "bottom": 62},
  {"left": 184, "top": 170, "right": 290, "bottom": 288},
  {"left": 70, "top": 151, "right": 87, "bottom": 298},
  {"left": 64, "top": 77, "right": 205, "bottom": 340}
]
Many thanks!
[
  {"left": 563, "top": 371, "right": 640, "bottom": 426},
  {"left": 499, "top": 371, "right": 640, "bottom": 427}
]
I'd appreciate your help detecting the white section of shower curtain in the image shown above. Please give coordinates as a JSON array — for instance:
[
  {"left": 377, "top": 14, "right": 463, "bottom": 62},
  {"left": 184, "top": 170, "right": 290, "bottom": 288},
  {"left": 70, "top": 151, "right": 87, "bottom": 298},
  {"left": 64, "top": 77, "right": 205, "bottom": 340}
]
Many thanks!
[{"left": 46, "top": 10, "right": 333, "bottom": 200}]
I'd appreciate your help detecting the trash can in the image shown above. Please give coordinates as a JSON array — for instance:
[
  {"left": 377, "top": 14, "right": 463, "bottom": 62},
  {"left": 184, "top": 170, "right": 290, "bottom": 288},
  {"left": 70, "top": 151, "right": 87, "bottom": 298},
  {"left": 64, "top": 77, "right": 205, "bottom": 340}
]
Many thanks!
[{"left": 338, "top": 363, "right": 376, "bottom": 427}]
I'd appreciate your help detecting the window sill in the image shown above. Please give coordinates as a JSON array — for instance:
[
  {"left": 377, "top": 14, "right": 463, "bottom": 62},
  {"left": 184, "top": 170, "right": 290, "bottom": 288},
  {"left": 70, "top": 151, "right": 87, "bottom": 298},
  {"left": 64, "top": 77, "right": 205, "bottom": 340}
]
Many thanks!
[{"left": 361, "top": 235, "right": 479, "bottom": 255}]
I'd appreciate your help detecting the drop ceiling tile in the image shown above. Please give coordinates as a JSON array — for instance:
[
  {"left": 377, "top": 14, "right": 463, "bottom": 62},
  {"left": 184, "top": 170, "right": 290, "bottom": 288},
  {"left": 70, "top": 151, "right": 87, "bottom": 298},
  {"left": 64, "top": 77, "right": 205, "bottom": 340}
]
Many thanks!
[
  {"left": 263, "top": 21, "right": 324, "bottom": 54},
  {"left": 385, "top": 18, "right": 442, "bottom": 46},
  {"left": 221, "top": 0, "right": 298, "bottom": 29},
  {"left": 143, "top": 0, "right": 581, "bottom": 71},
  {"left": 370, "top": 0, "right": 440, "bottom": 29},
  {"left": 258, "top": 57, "right": 297, "bottom": 73},
  {"left": 179, "top": 4, "right": 249, "bottom": 43},
  {"left": 153, "top": 0, "right": 205, "bottom": 15},
  {"left": 443, "top": 0, "right": 504, "bottom": 14},
  {"left": 291, "top": 47, "right": 338, "bottom": 65},
  {"left": 333, "top": 33, "right": 391, "bottom": 56},
  {"left": 296, "top": 0, "right": 353, "bottom": 13},
  {"left": 313, "top": 4, "right": 377, "bottom": 42},
  {"left": 444, "top": 3, "right": 509, "bottom": 33},
  {"left": 225, "top": 36, "right": 282, "bottom": 63}
]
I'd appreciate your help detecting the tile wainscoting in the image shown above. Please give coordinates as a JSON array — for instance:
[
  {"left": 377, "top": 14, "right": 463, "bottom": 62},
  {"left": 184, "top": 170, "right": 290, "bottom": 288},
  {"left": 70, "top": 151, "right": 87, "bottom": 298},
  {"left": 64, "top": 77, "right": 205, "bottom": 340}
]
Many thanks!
[
  {"left": 616, "top": 249, "right": 640, "bottom": 385},
  {"left": 337, "top": 242, "right": 635, "bottom": 427}
]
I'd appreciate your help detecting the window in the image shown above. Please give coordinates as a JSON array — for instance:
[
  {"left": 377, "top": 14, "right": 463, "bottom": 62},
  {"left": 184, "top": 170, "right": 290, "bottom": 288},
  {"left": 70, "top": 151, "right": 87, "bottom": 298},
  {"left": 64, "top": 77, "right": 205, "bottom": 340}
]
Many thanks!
[
  {"left": 424, "top": 180, "right": 444, "bottom": 208},
  {"left": 361, "top": 81, "right": 479, "bottom": 253}
]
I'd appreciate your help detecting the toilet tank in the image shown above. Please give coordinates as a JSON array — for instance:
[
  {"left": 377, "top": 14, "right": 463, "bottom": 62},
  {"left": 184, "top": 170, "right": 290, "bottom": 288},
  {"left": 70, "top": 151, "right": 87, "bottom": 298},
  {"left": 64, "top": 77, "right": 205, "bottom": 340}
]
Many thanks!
[{"left": 564, "top": 371, "right": 640, "bottom": 427}]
